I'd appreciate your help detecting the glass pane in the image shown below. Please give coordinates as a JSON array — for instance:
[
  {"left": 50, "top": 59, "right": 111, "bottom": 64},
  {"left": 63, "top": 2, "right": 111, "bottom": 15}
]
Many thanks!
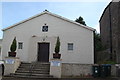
[
  {"left": 68, "top": 43, "right": 73, "bottom": 50},
  {"left": 42, "top": 26, "right": 48, "bottom": 32},
  {"left": 18, "top": 42, "right": 23, "bottom": 49}
]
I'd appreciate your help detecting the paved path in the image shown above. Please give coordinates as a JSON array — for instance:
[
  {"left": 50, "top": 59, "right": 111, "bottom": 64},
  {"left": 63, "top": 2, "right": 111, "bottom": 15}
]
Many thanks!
[{"left": 1, "top": 77, "right": 119, "bottom": 80}]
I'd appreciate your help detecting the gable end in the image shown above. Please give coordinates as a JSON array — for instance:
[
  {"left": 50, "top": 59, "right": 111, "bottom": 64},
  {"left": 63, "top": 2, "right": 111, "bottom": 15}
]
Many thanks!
[{"left": 2, "top": 11, "right": 95, "bottom": 31}]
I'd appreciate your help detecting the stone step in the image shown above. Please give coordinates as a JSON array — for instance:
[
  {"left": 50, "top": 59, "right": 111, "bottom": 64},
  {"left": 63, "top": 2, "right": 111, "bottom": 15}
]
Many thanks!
[
  {"left": 33, "top": 66, "right": 50, "bottom": 69},
  {"left": 33, "top": 62, "right": 50, "bottom": 64},
  {"left": 2, "top": 76, "right": 57, "bottom": 80},
  {"left": 16, "top": 71, "right": 49, "bottom": 74},
  {"left": 18, "top": 66, "right": 50, "bottom": 69},
  {"left": 19, "top": 65, "right": 49, "bottom": 67},
  {"left": 32, "top": 71, "right": 49, "bottom": 74},
  {"left": 16, "top": 69, "right": 49, "bottom": 72},
  {"left": 10, "top": 73, "right": 53, "bottom": 78},
  {"left": 19, "top": 65, "right": 31, "bottom": 67},
  {"left": 16, "top": 70, "right": 49, "bottom": 73},
  {"left": 16, "top": 70, "right": 50, "bottom": 73},
  {"left": 11, "top": 73, "right": 51, "bottom": 77},
  {"left": 21, "top": 62, "right": 31, "bottom": 64},
  {"left": 20, "top": 64, "right": 50, "bottom": 66},
  {"left": 17, "top": 68, "right": 50, "bottom": 71},
  {"left": 31, "top": 73, "right": 50, "bottom": 76},
  {"left": 10, "top": 73, "right": 31, "bottom": 76},
  {"left": 19, "top": 63, "right": 50, "bottom": 68},
  {"left": 19, "top": 64, "right": 50, "bottom": 67},
  {"left": 17, "top": 68, "right": 49, "bottom": 71},
  {"left": 34, "top": 66, "right": 50, "bottom": 68},
  {"left": 16, "top": 70, "right": 30, "bottom": 73},
  {"left": 33, "top": 64, "right": 50, "bottom": 65},
  {"left": 32, "top": 68, "right": 49, "bottom": 70},
  {"left": 17, "top": 68, "right": 30, "bottom": 70},
  {"left": 11, "top": 75, "right": 53, "bottom": 78},
  {"left": 20, "top": 63, "right": 31, "bottom": 65},
  {"left": 4, "top": 62, "right": 52, "bottom": 79}
]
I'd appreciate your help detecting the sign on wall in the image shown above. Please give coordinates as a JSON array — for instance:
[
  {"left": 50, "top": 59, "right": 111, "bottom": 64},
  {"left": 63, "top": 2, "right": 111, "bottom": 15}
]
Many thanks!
[
  {"left": 51, "top": 61, "right": 61, "bottom": 66},
  {"left": 5, "top": 59, "right": 15, "bottom": 64}
]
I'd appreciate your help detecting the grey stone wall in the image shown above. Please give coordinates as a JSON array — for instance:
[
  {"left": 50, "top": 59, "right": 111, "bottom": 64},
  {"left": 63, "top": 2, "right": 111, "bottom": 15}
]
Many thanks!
[
  {"left": 110, "top": 2, "right": 119, "bottom": 63},
  {"left": 61, "top": 63, "right": 93, "bottom": 77},
  {"left": 118, "top": 1, "right": 120, "bottom": 64},
  {"left": 61, "top": 63, "right": 117, "bottom": 77},
  {"left": 100, "top": 3, "right": 111, "bottom": 49},
  {"left": 99, "top": 2, "right": 120, "bottom": 63}
]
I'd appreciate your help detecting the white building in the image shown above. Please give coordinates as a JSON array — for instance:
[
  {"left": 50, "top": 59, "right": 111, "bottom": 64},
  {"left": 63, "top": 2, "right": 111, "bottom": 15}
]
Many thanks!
[
  {"left": 0, "top": 39, "right": 2, "bottom": 60},
  {"left": 2, "top": 11, "right": 95, "bottom": 64}
]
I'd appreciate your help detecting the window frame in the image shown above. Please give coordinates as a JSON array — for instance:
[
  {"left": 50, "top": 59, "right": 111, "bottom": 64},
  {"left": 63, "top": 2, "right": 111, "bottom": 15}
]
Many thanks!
[
  {"left": 18, "top": 42, "right": 23, "bottom": 49},
  {"left": 42, "top": 26, "right": 48, "bottom": 32},
  {"left": 68, "top": 43, "right": 74, "bottom": 50}
]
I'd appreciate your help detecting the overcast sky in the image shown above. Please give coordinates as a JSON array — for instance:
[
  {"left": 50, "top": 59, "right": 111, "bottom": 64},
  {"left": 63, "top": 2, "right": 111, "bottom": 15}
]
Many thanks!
[{"left": 0, "top": 0, "right": 111, "bottom": 39}]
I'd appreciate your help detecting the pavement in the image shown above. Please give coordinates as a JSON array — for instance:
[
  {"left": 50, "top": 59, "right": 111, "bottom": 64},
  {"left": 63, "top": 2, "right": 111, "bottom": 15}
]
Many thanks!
[{"left": 1, "top": 77, "right": 119, "bottom": 80}]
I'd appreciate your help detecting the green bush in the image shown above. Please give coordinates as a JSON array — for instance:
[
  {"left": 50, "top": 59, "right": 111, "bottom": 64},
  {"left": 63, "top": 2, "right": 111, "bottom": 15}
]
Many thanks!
[
  {"left": 54, "top": 37, "right": 60, "bottom": 53},
  {"left": 10, "top": 37, "right": 17, "bottom": 52}
]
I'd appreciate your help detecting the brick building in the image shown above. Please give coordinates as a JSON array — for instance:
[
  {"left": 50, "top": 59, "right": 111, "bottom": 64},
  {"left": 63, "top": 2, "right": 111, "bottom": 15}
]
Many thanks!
[{"left": 99, "top": 1, "right": 120, "bottom": 63}]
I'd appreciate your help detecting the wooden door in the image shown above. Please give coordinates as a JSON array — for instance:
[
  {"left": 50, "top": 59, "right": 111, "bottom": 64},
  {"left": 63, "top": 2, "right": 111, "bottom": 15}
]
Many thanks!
[{"left": 38, "top": 43, "right": 49, "bottom": 62}]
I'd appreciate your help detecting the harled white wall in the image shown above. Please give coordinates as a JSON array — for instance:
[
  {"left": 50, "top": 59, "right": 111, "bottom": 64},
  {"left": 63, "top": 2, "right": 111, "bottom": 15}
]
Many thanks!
[{"left": 2, "top": 14, "right": 94, "bottom": 64}]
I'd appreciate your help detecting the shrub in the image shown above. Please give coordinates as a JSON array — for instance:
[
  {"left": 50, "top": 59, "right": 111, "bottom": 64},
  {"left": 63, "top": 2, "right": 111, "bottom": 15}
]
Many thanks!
[
  {"left": 10, "top": 37, "right": 17, "bottom": 52},
  {"left": 54, "top": 37, "right": 60, "bottom": 53}
]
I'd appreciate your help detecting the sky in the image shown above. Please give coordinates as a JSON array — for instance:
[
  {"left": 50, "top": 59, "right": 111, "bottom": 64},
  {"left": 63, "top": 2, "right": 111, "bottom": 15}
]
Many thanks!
[{"left": 0, "top": 0, "right": 111, "bottom": 39}]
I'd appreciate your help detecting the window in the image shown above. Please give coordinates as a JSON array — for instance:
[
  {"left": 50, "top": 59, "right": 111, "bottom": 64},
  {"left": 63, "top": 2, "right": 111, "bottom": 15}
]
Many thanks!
[
  {"left": 18, "top": 42, "right": 23, "bottom": 49},
  {"left": 42, "top": 26, "right": 48, "bottom": 32},
  {"left": 68, "top": 43, "right": 73, "bottom": 50}
]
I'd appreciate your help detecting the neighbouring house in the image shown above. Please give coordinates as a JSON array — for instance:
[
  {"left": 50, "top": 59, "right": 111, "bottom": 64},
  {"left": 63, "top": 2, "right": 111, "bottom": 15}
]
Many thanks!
[
  {"left": 99, "top": 1, "right": 120, "bottom": 63},
  {"left": 2, "top": 10, "right": 95, "bottom": 64},
  {"left": 0, "top": 39, "right": 2, "bottom": 60},
  {"left": 0, "top": 39, "right": 2, "bottom": 51}
]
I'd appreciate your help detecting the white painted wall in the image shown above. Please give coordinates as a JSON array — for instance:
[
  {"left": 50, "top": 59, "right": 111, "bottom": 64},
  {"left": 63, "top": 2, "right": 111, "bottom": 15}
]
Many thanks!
[
  {"left": 2, "top": 13, "right": 94, "bottom": 64},
  {"left": 0, "top": 39, "right": 2, "bottom": 60}
]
